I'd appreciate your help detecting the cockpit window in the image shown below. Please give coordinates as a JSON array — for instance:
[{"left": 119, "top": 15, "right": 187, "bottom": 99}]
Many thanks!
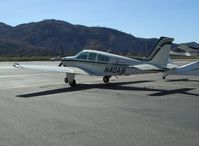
[
  {"left": 88, "top": 53, "right": 97, "bottom": 61},
  {"left": 97, "top": 54, "right": 110, "bottom": 62},
  {"left": 76, "top": 52, "right": 88, "bottom": 60}
]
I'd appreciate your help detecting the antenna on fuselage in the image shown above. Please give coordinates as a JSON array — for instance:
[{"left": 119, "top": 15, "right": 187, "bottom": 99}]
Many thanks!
[
  {"left": 107, "top": 48, "right": 111, "bottom": 53},
  {"left": 58, "top": 44, "right": 64, "bottom": 67}
]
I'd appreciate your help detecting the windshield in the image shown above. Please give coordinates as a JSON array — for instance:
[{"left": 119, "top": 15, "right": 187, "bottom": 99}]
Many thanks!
[{"left": 76, "top": 52, "right": 89, "bottom": 60}]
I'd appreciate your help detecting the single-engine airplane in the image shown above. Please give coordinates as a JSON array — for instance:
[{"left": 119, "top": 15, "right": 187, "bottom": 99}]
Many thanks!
[{"left": 13, "top": 37, "right": 199, "bottom": 87}]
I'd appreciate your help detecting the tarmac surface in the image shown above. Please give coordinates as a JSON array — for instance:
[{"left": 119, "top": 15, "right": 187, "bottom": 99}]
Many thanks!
[{"left": 0, "top": 60, "right": 199, "bottom": 146}]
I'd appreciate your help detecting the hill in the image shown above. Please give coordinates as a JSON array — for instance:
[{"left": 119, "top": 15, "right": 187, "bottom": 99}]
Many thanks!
[
  {"left": 181, "top": 42, "right": 199, "bottom": 50},
  {"left": 0, "top": 19, "right": 158, "bottom": 57},
  {"left": 1, "top": 19, "right": 198, "bottom": 58}
]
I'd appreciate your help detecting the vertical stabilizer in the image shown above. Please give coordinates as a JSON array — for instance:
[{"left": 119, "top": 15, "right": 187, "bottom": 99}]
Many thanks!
[{"left": 146, "top": 37, "right": 174, "bottom": 67}]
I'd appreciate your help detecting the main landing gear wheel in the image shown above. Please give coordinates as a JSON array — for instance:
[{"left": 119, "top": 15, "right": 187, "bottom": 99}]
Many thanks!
[
  {"left": 103, "top": 76, "right": 110, "bottom": 83},
  {"left": 69, "top": 79, "right": 76, "bottom": 87}
]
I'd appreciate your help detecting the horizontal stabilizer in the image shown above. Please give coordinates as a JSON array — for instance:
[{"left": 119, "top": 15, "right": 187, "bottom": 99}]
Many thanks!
[{"left": 167, "top": 60, "right": 199, "bottom": 76}]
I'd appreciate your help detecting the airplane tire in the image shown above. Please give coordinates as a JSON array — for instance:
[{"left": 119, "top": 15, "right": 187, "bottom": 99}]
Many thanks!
[
  {"left": 103, "top": 76, "right": 109, "bottom": 83},
  {"left": 69, "top": 79, "right": 76, "bottom": 87},
  {"left": 64, "top": 77, "right": 68, "bottom": 83}
]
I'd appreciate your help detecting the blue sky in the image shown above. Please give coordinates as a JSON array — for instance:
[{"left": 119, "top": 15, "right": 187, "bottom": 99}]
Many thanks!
[{"left": 0, "top": 0, "right": 198, "bottom": 43}]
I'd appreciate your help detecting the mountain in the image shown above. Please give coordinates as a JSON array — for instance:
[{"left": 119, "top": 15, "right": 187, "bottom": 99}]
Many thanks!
[
  {"left": 0, "top": 19, "right": 159, "bottom": 57},
  {"left": 181, "top": 42, "right": 199, "bottom": 50},
  {"left": 0, "top": 22, "right": 12, "bottom": 32},
  {"left": 172, "top": 41, "right": 199, "bottom": 53}
]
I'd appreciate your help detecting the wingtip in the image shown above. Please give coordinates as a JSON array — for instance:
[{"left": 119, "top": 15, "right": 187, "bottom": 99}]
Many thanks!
[{"left": 13, "top": 63, "right": 21, "bottom": 68}]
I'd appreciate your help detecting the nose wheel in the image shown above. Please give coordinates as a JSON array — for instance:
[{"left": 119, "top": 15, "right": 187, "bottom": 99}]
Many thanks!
[
  {"left": 65, "top": 73, "right": 76, "bottom": 87},
  {"left": 64, "top": 77, "right": 68, "bottom": 83}
]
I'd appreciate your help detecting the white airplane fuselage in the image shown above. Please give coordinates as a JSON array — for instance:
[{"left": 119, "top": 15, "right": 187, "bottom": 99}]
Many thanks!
[{"left": 62, "top": 50, "right": 155, "bottom": 76}]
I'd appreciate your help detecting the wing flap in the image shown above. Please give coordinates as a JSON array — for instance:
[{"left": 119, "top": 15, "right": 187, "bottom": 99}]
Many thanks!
[{"left": 13, "top": 63, "right": 89, "bottom": 75}]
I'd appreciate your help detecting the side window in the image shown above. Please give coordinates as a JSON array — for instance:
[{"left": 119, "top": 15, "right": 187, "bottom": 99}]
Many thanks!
[
  {"left": 77, "top": 52, "right": 88, "bottom": 60},
  {"left": 97, "top": 54, "right": 110, "bottom": 62},
  {"left": 88, "top": 53, "right": 97, "bottom": 61}
]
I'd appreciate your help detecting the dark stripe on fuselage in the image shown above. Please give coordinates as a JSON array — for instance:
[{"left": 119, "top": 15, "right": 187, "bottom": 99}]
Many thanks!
[
  {"left": 145, "top": 37, "right": 167, "bottom": 59},
  {"left": 62, "top": 59, "right": 130, "bottom": 67}
]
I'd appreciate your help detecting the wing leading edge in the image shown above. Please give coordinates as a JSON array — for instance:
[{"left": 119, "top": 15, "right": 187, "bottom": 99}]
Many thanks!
[{"left": 13, "top": 63, "right": 89, "bottom": 75}]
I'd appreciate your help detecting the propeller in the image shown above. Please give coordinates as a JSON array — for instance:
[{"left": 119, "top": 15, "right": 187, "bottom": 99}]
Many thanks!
[{"left": 58, "top": 62, "right": 62, "bottom": 67}]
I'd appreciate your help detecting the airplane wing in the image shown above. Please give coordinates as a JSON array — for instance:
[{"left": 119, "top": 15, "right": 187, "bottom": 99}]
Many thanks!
[
  {"left": 129, "top": 64, "right": 168, "bottom": 71},
  {"left": 13, "top": 63, "right": 89, "bottom": 75}
]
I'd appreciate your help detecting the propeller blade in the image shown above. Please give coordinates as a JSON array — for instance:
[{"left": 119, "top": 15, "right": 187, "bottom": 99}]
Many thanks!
[{"left": 58, "top": 62, "right": 62, "bottom": 67}]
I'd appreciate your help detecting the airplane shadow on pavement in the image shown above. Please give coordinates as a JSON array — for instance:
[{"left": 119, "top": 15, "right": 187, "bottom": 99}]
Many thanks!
[
  {"left": 166, "top": 78, "right": 199, "bottom": 82},
  {"left": 17, "top": 80, "right": 199, "bottom": 98}
]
